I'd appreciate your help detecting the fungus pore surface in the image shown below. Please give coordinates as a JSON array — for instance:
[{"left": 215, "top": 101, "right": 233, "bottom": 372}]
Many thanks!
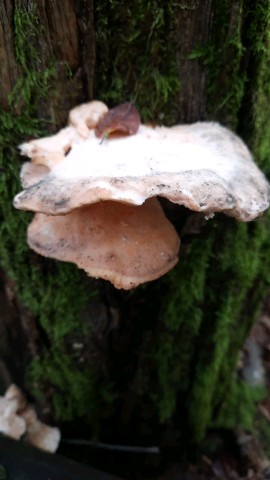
[{"left": 28, "top": 198, "right": 180, "bottom": 290}]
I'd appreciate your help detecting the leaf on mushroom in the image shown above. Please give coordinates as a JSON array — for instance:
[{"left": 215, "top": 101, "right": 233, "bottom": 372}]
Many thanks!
[{"left": 95, "top": 102, "right": 141, "bottom": 139}]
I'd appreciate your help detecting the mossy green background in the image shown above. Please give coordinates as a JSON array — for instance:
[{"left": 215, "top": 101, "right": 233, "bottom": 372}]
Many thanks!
[{"left": 1, "top": 0, "right": 270, "bottom": 446}]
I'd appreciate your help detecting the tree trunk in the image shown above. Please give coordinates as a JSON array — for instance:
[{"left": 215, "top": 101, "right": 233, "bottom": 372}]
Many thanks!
[{"left": 1, "top": 0, "right": 270, "bottom": 451}]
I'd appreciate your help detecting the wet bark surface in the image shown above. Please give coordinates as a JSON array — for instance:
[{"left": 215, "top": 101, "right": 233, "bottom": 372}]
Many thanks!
[
  {"left": 0, "top": 0, "right": 95, "bottom": 122},
  {"left": 0, "top": 1, "right": 20, "bottom": 109},
  {"left": 0, "top": 270, "right": 37, "bottom": 392},
  {"left": 174, "top": 0, "right": 213, "bottom": 122}
]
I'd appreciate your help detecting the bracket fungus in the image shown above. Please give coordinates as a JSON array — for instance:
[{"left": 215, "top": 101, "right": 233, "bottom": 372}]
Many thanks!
[{"left": 13, "top": 101, "right": 270, "bottom": 289}]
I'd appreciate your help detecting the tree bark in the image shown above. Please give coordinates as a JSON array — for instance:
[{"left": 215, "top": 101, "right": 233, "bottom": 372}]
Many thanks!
[{"left": 1, "top": 0, "right": 270, "bottom": 451}]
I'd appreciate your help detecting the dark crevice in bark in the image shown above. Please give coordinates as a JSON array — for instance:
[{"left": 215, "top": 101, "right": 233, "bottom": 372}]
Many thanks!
[
  {"left": 236, "top": 0, "right": 265, "bottom": 140},
  {"left": 0, "top": 0, "right": 20, "bottom": 107},
  {"left": 0, "top": 270, "right": 33, "bottom": 391},
  {"left": 174, "top": 0, "right": 213, "bottom": 123},
  {"left": 74, "top": 0, "right": 96, "bottom": 100}
]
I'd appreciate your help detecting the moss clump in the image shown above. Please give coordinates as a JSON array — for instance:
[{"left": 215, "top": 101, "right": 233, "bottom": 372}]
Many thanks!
[
  {"left": 189, "top": 0, "right": 245, "bottom": 127},
  {"left": 248, "top": 3, "right": 270, "bottom": 175},
  {"left": 208, "top": 0, "right": 245, "bottom": 126},
  {"left": 151, "top": 233, "right": 214, "bottom": 422},
  {"left": 29, "top": 351, "right": 98, "bottom": 422},
  {"left": 143, "top": 210, "right": 269, "bottom": 442},
  {"left": 10, "top": 2, "right": 55, "bottom": 111},
  {"left": 213, "top": 380, "right": 267, "bottom": 431},
  {"left": 94, "top": 0, "right": 180, "bottom": 123}
]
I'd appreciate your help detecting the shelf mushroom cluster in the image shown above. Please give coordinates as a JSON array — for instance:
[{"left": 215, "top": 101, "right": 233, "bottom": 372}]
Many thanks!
[{"left": 13, "top": 101, "right": 270, "bottom": 289}]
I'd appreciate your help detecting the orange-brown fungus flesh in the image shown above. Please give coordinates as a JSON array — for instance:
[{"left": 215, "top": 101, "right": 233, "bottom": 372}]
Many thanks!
[{"left": 28, "top": 198, "right": 180, "bottom": 289}]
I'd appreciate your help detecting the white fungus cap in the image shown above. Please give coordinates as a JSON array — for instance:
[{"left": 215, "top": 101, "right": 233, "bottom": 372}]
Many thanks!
[{"left": 14, "top": 103, "right": 270, "bottom": 222}]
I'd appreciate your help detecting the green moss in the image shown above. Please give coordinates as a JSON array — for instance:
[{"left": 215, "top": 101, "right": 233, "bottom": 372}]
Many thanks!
[
  {"left": 213, "top": 380, "right": 267, "bottom": 431},
  {"left": 29, "top": 351, "right": 98, "bottom": 421},
  {"left": 0, "top": 466, "right": 6, "bottom": 480},
  {"left": 189, "top": 0, "right": 245, "bottom": 126},
  {"left": 94, "top": 0, "right": 180, "bottom": 123},
  {"left": 0, "top": 2, "right": 101, "bottom": 425},
  {"left": 0, "top": 0, "right": 90, "bottom": 339},
  {"left": 211, "top": 3, "right": 270, "bottom": 451},
  {"left": 154, "top": 186, "right": 270, "bottom": 441},
  {"left": 10, "top": 2, "right": 56, "bottom": 114},
  {"left": 149, "top": 0, "right": 270, "bottom": 443},
  {"left": 14, "top": 2, "right": 41, "bottom": 72},
  {"left": 188, "top": 212, "right": 270, "bottom": 441},
  {"left": 152, "top": 232, "right": 214, "bottom": 421},
  {"left": 28, "top": 343, "right": 118, "bottom": 424},
  {"left": 248, "top": 3, "right": 270, "bottom": 174},
  {"left": 145, "top": 205, "right": 269, "bottom": 438}
]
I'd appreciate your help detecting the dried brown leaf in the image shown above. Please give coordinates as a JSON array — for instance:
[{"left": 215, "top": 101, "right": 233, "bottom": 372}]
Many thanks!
[{"left": 95, "top": 102, "right": 141, "bottom": 139}]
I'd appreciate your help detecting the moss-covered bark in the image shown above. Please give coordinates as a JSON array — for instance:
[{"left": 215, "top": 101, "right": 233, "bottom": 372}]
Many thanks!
[{"left": 1, "top": 0, "right": 270, "bottom": 448}]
